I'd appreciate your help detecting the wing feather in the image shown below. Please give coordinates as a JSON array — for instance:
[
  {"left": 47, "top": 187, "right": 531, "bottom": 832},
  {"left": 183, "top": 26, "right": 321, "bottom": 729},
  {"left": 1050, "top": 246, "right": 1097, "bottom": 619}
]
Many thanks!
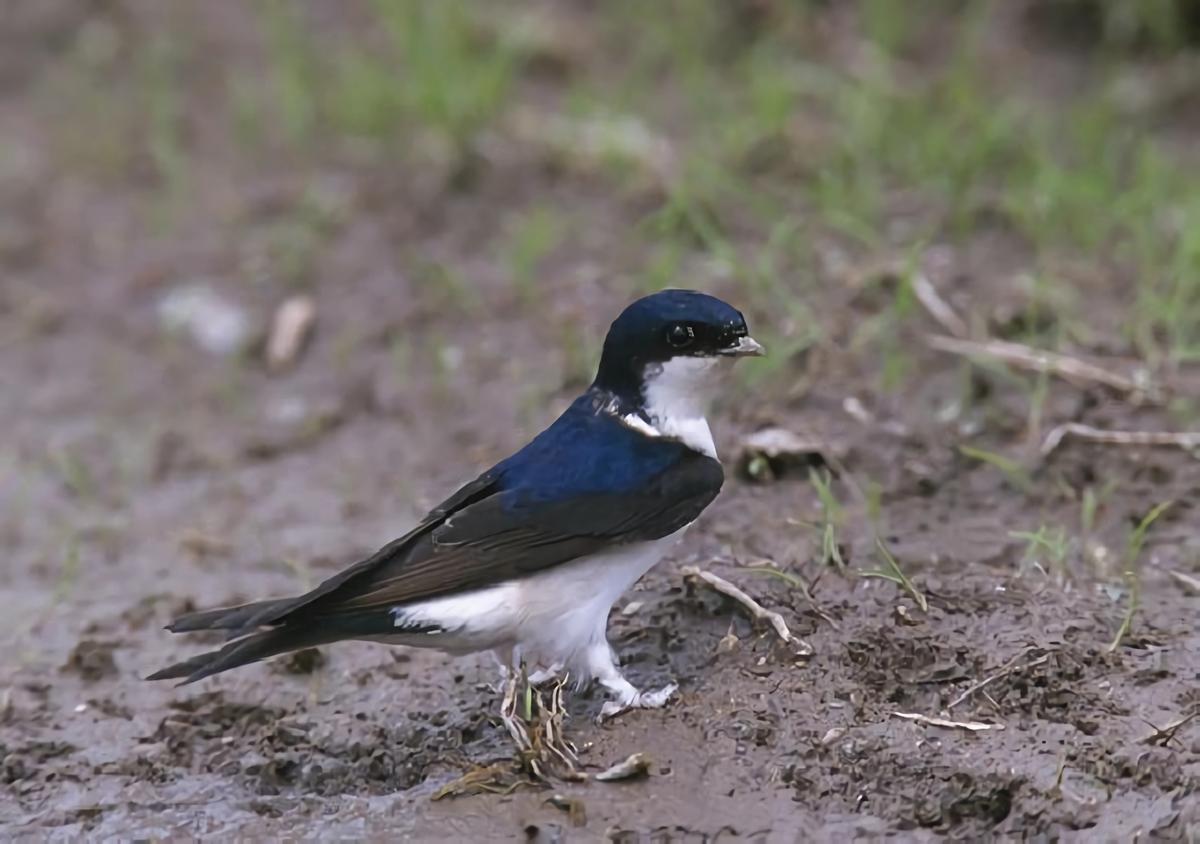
[{"left": 301, "top": 449, "right": 723, "bottom": 616}]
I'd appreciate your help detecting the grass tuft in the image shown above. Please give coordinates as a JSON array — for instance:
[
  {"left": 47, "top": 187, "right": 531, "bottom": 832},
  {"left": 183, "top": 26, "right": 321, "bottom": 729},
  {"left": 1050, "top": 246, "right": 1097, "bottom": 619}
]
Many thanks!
[
  {"left": 862, "top": 538, "right": 928, "bottom": 612},
  {"left": 808, "top": 468, "right": 846, "bottom": 570},
  {"left": 958, "top": 445, "right": 1034, "bottom": 494},
  {"left": 1107, "top": 500, "right": 1174, "bottom": 652},
  {"left": 1010, "top": 525, "right": 1073, "bottom": 581}
]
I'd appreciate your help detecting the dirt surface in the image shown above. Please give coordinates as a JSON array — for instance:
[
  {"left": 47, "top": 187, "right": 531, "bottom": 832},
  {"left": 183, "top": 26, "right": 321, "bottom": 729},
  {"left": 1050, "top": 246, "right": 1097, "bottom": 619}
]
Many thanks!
[{"left": 3, "top": 2, "right": 1199, "bottom": 840}]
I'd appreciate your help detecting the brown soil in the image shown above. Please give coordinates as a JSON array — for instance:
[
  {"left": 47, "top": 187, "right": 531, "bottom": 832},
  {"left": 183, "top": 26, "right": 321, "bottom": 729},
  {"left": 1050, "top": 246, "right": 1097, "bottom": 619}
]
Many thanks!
[{"left": 2, "top": 2, "right": 1198, "bottom": 840}]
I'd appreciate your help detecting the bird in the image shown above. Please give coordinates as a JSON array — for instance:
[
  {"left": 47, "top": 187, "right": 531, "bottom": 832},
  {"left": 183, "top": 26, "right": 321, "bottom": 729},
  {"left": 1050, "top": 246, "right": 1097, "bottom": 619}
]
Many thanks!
[{"left": 149, "top": 288, "right": 764, "bottom": 721}]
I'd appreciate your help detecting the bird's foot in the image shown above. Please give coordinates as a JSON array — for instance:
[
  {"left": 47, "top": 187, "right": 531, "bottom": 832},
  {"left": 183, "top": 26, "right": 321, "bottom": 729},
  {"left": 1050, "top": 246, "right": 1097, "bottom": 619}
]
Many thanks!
[{"left": 598, "top": 681, "right": 679, "bottom": 722}]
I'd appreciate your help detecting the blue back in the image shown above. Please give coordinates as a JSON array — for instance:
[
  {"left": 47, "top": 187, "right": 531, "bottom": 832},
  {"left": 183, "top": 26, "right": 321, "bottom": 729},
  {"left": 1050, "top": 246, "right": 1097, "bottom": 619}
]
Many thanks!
[{"left": 491, "top": 394, "right": 686, "bottom": 507}]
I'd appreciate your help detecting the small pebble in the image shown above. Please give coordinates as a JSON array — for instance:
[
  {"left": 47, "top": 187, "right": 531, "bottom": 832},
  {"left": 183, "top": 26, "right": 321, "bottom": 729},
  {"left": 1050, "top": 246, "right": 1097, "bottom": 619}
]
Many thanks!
[{"left": 158, "top": 283, "right": 252, "bottom": 357}]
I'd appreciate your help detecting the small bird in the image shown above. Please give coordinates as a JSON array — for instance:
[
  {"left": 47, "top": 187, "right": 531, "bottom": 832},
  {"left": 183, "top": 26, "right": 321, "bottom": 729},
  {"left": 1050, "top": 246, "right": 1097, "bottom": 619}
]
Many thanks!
[{"left": 149, "top": 289, "right": 763, "bottom": 720}]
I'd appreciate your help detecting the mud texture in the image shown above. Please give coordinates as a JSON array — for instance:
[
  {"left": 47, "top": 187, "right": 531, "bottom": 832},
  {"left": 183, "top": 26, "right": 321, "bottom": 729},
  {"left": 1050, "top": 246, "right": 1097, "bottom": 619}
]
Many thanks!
[{"left": 3, "top": 2, "right": 1199, "bottom": 840}]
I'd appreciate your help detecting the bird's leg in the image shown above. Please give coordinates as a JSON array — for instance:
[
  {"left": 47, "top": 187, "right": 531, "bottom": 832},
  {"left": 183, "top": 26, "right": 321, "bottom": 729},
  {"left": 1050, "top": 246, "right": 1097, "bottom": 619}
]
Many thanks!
[
  {"left": 585, "top": 640, "right": 678, "bottom": 721},
  {"left": 487, "top": 649, "right": 512, "bottom": 694}
]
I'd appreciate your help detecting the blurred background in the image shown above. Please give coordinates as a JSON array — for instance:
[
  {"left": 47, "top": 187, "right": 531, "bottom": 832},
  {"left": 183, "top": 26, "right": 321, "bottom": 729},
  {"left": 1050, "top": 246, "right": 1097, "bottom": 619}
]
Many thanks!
[
  {"left": 6, "top": 0, "right": 1199, "bottom": 537},
  {"left": 5, "top": 0, "right": 1200, "bottom": 372},
  {"left": 3, "top": 1, "right": 1200, "bottom": 836}
]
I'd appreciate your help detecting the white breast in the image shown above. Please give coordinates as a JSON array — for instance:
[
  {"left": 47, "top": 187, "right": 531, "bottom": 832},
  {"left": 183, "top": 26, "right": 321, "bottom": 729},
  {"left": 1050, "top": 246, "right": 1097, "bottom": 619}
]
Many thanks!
[{"left": 386, "top": 527, "right": 689, "bottom": 676}]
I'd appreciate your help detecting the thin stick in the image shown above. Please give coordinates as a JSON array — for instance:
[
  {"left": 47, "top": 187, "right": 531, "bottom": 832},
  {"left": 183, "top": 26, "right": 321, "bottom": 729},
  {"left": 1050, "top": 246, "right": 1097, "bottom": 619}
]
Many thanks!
[
  {"left": 535, "top": 678, "right": 580, "bottom": 776},
  {"left": 1167, "top": 570, "right": 1200, "bottom": 595},
  {"left": 500, "top": 670, "right": 531, "bottom": 751},
  {"left": 739, "top": 563, "right": 839, "bottom": 629},
  {"left": 947, "top": 650, "right": 1052, "bottom": 710},
  {"left": 891, "top": 711, "right": 1003, "bottom": 731},
  {"left": 912, "top": 274, "right": 968, "bottom": 338},
  {"left": 926, "top": 335, "right": 1153, "bottom": 399},
  {"left": 1139, "top": 709, "right": 1198, "bottom": 747},
  {"left": 681, "top": 566, "right": 813, "bottom": 656},
  {"left": 1040, "top": 423, "right": 1200, "bottom": 457}
]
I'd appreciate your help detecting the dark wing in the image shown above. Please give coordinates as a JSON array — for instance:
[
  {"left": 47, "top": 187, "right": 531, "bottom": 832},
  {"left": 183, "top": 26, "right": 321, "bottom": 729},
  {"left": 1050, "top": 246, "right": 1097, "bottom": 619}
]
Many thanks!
[
  {"left": 316, "top": 449, "right": 724, "bottom": 614},
  {"left": 155, "top": 393, "right": 725, "bottom": 685},
  {"left": 174, "top": 469, "right": 503, "bottom": 635}
]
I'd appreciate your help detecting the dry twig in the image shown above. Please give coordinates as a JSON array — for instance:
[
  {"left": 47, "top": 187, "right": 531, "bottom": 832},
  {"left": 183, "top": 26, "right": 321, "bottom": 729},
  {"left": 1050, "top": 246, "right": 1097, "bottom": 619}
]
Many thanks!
[
  {"left": 926, "top": 335, "right": 1155, "bottom": 400},
  {"left": 1040, "top": 423, "right": 1200, "bottom": 458},
  {"left": 432, "top": 763, "right": 537, "bottom": 800},
  {"left": 532, "top": 677, "right": 581, "bottom": 779},
  {"left": 1139, "top": 709, "right": 1199, "bottom": 747},
  {"left": 912, "top": 273, "right": 968, "bottom": 338},
  {"left": 681, "top": 566, "right": 813, "bottom": 656},
  {"left": 947, "top": 649, "right": 1052, "bottom": 710},
  {"left": 891, "top": 711, "right": 1004, "bottom": 731},
  {"left": 1167, "top": 570, "right": 1200, "bottom": 595},
  {"left": 739, "top": 562, "right": 839, "bottom": 629}
]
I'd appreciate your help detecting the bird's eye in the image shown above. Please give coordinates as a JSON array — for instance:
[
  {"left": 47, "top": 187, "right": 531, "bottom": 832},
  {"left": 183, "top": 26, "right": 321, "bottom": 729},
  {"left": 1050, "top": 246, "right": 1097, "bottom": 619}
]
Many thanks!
[{"left": 666, "top": 323, "right": 694, "bottom": 348}]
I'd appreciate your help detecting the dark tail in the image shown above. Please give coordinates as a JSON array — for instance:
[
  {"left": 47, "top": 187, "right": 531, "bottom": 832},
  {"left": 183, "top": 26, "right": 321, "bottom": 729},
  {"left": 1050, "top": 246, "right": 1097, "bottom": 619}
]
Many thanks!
[
  {"left": 151, "top": 596, "right": 397, "bottom": 684},
  {"left": 147, "top": 625, "right": 332, "bottom": 685},
  {"left": 166, "top": 598, "right": 295, "bottom": 637}
]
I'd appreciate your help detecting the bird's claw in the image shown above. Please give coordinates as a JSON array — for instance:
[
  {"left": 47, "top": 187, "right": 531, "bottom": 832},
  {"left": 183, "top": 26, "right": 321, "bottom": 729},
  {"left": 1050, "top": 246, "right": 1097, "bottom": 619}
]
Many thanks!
[
  {"left": 598, "top": 682, "right": 678, "bottom": 722},
  {"left": 638, "top": 682, "right": 678, "bottom": 708}
]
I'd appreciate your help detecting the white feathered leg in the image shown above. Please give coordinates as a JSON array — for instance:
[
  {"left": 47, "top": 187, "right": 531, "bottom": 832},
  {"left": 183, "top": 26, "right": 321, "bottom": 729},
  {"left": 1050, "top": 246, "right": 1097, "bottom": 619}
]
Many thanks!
[{"left": 585, "top": 639, "right": 678, "bottom": 721}]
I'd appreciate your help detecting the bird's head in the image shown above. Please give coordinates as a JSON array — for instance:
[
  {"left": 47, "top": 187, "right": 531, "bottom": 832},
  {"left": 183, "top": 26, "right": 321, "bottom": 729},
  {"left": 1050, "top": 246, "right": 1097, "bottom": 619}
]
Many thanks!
[{"left": 592, "top": 289, "right": 763, "bottom": 419}]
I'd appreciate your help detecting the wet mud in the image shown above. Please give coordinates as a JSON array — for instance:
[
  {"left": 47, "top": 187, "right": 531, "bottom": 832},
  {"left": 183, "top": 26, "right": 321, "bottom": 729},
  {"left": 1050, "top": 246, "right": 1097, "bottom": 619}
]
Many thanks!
[{"left": 2, "top": 2, "right": 1198, "bottom": 840}]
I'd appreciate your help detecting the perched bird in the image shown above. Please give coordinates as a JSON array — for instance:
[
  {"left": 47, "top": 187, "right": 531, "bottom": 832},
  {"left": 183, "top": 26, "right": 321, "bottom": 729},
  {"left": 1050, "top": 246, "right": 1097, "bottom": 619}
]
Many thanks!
[{"left": 149, "top": 289, "right": 763, "bottom": 719}]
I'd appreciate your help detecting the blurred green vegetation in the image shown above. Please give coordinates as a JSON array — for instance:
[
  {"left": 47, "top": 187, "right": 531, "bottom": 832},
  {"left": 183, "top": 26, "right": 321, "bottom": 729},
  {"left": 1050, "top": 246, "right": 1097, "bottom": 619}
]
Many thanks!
[{"left": 26, "top": 0, "right": 1200, "bottom": 377}]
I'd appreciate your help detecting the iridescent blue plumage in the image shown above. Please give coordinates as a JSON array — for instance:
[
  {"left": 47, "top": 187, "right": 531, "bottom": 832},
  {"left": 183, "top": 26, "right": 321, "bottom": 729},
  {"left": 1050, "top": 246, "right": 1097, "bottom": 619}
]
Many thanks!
[
  {"left": 594, "top": 289, "right": 751, "bottom": 400},
  {"left": 151, "top": 288, "right": 759, "bottom": 719},
  {"left": 491, "top": 392, "right": 690, "bottom": 507},
  {"left": 489, "top": 288, "right": 749, "bottom": 508}
]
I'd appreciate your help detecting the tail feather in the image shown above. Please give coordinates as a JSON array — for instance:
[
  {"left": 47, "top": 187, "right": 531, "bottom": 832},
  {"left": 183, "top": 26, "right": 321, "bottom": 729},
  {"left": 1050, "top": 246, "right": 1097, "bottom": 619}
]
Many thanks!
[
  {"left": 167, "top": 598, "right": 294, "bottom": 637},
  {"left": 147, "top": 626, "right": 330, "bottom": 685},
  {"left": 151, "top": 599, "right": 400, "bottom": 684}
]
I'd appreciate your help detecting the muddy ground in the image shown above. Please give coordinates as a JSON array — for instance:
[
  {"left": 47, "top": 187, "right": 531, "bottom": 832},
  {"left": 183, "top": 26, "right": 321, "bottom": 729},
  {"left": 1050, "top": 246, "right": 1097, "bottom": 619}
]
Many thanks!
[{"left": 2, "top": 2, "right": 1199, "bottom": 840}]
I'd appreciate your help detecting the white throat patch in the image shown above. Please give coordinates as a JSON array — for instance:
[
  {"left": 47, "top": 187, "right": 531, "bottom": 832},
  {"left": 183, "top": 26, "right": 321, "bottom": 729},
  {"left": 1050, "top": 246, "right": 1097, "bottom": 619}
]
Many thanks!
[{"left": 634, "top": 356, "right": 726, "bottom": 458}]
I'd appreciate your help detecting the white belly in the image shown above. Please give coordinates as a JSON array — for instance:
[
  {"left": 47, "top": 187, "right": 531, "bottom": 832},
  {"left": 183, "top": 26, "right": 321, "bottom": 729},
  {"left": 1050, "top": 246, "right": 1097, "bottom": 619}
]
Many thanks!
[{"left": 382, "top": 527, "right": 687, "bottom": 678}]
